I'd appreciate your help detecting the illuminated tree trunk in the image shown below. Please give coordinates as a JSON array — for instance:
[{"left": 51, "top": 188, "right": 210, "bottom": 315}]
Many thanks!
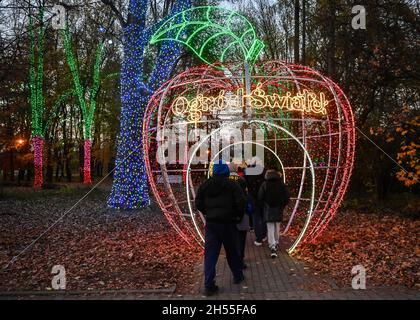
[
  {"left": 107, "top": 25, "right": 151, "bottom": 208},
  {"left": 107, "top": 0, "right": 191, "bottom": 209},
  {"left": 32, "top": 136, "right": 44, "bottom": 189},
  {"left": 83, "top": 139, "right": 92, "bottom": 184}
]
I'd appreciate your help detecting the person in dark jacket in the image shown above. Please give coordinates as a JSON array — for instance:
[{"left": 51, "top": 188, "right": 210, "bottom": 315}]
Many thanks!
[
  {"left": 245, "top": 162, "right": 267, "bottom": 246},
  {"left": 229, "top": 165, "right": 249, "bottom": 270},
  {"left": 258, "top": 169, "right": 290, "bottom": 258},
  {"left": 195, "top": 160, "right": 247, "bottom": 296}
]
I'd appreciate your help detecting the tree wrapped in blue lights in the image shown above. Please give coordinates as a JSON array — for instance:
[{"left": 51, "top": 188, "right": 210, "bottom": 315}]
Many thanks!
[{"left": 107, "top": 0, "right": 191, "bottom": 209}]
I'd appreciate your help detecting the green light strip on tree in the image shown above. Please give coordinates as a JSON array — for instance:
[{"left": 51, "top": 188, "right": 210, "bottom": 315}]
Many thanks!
[
  {"left": 29, "top": 9, "right": 46, "bottom": 138},
  {"left": 62, "top": 27, "right": 104, "bottom": 140}
]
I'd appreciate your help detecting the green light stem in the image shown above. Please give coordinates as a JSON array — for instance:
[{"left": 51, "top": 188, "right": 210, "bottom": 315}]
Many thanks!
[
  {"left": 150, "top": 6, "right": 265, "bottom": 68},
  {"left": 36, "top": 8, "right": 45, "bottom": 126},
  {"left": 62, "top": 27, "right": 104, "bottom": 140},
  {"left": 29, "top": 9, "right": 45, "bottom": 138},
  {"left": 29, "top": 14, "right": 37, "bottom": 135}
]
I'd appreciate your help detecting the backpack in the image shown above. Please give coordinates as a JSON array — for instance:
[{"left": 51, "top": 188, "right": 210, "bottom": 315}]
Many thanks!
[{"left": 263, "top": 204, "right": 283, "bottom": 223}]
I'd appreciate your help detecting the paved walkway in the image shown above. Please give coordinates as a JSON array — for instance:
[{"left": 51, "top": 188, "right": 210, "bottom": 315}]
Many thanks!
[{"left": 186, "top": 232, "right": 419, "bottom": 300}]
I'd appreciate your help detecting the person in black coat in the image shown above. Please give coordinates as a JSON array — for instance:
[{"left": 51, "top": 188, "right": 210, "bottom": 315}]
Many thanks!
[
  {"left": 229, "top": 165, "right": 249, "bottom": 270},
  {"left": 195, "top": 160, "right": 247, "bottom": 296},
  {"left": 245, "top": 163, "right": 267, "bottom": 246},
  {"left": 258, "top": 169, "right": 290, "bottom": 258}
]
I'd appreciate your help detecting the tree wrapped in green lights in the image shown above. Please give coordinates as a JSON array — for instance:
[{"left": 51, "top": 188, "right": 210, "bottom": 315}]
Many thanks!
[
  {"left": 29, "top": 8, "right": 75, "bottom": 188},
  {"left": 62, "top": 27, "right": 105, "bottom": 184}
]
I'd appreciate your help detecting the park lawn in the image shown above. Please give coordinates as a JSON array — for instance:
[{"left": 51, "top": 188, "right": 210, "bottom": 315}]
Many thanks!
[{"left": 0, "top": 186, "right": 201, "bottom": 294}]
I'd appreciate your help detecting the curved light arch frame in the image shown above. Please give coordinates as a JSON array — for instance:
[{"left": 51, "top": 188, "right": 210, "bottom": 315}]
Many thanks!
[
  {"left": 252, "top": 62, "right": 354, "bottom": 241},
  {"left": 185, "top": 119, "right": 316, "bottom": 254},
  {"left": 206, "top": 140, "right": 286, "bottom": 182},
  {"left": 195, "top": 140, "right": 287, "bottom": 230}
]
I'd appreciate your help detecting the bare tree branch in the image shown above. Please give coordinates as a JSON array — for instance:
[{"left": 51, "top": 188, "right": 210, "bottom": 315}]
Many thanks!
[{"left": 101, "top": 0, "right": 126, "bottom": 27}]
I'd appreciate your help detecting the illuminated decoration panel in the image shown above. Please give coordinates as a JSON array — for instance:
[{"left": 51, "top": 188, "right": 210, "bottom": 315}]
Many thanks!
[
  {"left": 171, "top": 85, "right": 328, "bottom": 123},
  {"left": 150, "top": 6, "right": 264, "bottom": 68},
  {"left": 142, "top": 61, "right": 355, "bottom": 253}
]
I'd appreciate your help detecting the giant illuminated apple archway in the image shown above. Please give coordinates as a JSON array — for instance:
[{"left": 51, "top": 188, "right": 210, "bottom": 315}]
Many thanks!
[
  {"left": 141, "top": 6, "right": 355, "bottom": 253},
  {"left": 143, "top": 60, "right": 355, "bottom": 253}
]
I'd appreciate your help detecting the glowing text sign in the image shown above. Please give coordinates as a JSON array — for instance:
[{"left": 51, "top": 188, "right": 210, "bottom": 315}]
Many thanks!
[{"left": 171, "top": 84, "right": 329, "bottom": 122}]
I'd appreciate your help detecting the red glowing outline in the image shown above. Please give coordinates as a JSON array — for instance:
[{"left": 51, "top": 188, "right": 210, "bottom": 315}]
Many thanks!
[{"left": 142, "top": 60, "right": 356, "bottom": 250}]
